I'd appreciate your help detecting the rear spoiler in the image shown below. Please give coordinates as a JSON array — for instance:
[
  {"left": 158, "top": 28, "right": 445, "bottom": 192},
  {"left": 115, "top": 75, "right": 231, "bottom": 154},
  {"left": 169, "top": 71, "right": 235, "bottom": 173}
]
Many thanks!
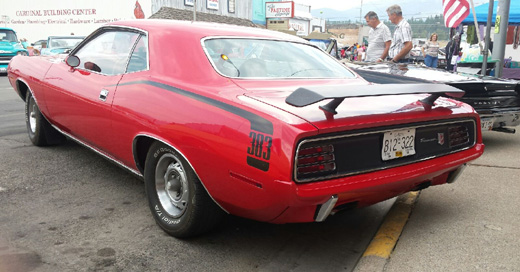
[{"left": 285, "top": 83, "right": 465, "bottom": 114}]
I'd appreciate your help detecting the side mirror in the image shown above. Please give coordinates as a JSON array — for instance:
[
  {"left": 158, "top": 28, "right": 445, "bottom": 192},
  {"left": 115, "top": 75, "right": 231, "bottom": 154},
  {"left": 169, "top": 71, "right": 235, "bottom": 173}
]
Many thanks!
[{"left": 66, "top": 55, "right": 80, "bottom": 68}]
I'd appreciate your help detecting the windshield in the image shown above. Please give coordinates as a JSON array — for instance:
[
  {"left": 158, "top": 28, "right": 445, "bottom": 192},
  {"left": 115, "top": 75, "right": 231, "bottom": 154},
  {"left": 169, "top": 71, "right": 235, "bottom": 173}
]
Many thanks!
[
  {"left": 0, "top": 30, "right": 18, "bottom": 43},
  {"left": 203, "top": 38, "right": 355, "bottom": 79},
  {"left": 48, "top": 37, "right": 84, "bottom": 48}
]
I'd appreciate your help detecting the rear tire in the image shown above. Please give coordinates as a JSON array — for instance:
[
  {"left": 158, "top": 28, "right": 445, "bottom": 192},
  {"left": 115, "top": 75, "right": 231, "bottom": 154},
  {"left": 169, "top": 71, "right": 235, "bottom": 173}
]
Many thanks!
[
  {"left": 25, "top": 92, "right": 65, "bottom": 146},
  {"left": 144, "top": 142, "right": 224, "bottom": 238}
]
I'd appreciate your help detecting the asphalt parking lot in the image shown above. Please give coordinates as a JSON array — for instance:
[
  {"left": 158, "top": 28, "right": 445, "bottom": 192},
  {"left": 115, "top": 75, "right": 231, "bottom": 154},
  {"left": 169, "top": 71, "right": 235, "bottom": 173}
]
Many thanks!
[
  {"left": 1, "top": 73, "right": 519, "bottom": 271},
  {"left": 0, "top": 74, "right": 393, "bottom": 271}
]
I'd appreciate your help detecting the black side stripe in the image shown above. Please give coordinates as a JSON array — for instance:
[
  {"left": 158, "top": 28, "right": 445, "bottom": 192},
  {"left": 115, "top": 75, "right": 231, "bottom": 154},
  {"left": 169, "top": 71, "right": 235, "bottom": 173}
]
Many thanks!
[
  {"left": 246, "top": 157, "right": 269, "bottom": 172},
  {"left": 118, "top": 80, "right": 273, "bottom": 134}
]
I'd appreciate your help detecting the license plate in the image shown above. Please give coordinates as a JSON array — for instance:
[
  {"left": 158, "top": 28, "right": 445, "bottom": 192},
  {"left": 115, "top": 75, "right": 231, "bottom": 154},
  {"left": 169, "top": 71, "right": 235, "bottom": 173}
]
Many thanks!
[
  {"left": 382, "top": 128, "right": 416, "bottom": 161},
  {"left": 0, "top": 67, "right": 6, "bottom": 73},
  {"left": 481, "top": 118, "right": 494, "bottom": 131}
]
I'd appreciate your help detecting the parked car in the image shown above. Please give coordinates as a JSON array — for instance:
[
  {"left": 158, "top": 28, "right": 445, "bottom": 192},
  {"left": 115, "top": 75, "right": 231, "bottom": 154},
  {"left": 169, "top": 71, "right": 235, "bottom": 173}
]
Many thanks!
[
  {"left": 31, "top": 39, "right": 47, "bottom": 49},
  {"left": 409, "top": 47, "right": 424, "bottom": 64},
  {"left": 438, "top": 48, "right": 447, "bottom": 69},
  {"left": 347, "top": 62, "right": 520, "bottom": 133},
  {"left": 39, "top": 36, "right": 85, "bottom": 56},
  {"left": 7, "top": 20, "right": 484, "bottom": 237},
  {"left": 0, "top": 27, "right": 28, "bottom": 73}
]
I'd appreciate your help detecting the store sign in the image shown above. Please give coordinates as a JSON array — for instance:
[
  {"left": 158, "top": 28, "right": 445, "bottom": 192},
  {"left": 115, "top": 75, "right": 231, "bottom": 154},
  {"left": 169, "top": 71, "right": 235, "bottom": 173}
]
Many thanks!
[
  {"left": 207, "top": 0, "right": 219, "bottom": 10},
  {"left": 0, "top": 0, "right": 152, "bottom": 43},
  {"left": 266, "top": 1, "right": 294, "bottom": 18},
  {"left": 289, "top": 18, "right": 308, "bottom": 36},
  {"left": 289, "top": 22, "right": 304, "bottom": 32}
]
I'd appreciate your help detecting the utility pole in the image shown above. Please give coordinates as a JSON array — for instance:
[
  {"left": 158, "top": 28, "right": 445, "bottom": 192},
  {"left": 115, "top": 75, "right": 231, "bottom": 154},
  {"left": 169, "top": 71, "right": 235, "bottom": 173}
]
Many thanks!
[
  {"left": 492, "top": 0, "right": 511, "bottom": 78},
  {"left": 360, "top": 0, "right": 363, "bottom": 24},
  {"left": 480, "top": 0, "right": 494, "bottom": 76},
  {"left": 193, "top": 0, "right": 197, "bottom": 21}
]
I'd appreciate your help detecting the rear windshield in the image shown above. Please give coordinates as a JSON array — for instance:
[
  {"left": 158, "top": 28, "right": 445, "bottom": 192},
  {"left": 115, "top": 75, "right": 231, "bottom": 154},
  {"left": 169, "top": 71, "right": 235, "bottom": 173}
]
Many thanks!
[{"left": 203, "top": 38, "right": 355, "bottom": 79}]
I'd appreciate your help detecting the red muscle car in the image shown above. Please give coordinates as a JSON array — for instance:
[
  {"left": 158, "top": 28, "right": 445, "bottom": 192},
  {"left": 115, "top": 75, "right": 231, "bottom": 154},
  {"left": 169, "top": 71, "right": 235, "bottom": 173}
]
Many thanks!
[{"left": 7, "top": 20, "right": 484, "bottom": 237}]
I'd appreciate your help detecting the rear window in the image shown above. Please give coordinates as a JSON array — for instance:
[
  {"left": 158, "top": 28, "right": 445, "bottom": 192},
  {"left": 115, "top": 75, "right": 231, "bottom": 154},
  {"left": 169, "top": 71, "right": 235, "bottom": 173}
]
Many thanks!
[{"left": 203, "top": 38, "right": 355, "bottom": 79}]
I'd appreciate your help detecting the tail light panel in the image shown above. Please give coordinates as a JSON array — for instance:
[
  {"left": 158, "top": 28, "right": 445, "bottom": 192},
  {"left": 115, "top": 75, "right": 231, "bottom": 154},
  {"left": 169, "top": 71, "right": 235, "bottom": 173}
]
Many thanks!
[
  {"left": 294, "top": 119, "right": 476, "bottom": 183},
  {"left": 296, "top": 145, "right": 336, "bottom": 179}
]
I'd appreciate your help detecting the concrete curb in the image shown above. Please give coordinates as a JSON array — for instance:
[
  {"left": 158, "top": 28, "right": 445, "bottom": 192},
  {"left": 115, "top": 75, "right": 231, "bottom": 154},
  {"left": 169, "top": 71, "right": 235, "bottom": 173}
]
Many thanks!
[{"left": 353, "top": 191, "right": 420, "bottom": 272}]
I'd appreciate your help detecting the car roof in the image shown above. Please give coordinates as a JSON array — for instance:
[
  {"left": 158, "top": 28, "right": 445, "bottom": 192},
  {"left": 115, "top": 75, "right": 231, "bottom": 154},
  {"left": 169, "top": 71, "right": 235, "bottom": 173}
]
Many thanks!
[{"left": 108, "top": 19, "right": 307, "bottom": 43}]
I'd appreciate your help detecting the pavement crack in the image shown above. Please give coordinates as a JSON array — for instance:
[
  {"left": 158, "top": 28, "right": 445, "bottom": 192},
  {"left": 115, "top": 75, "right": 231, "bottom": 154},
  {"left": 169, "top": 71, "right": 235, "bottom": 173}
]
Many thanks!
[{"left": 469, "top": 163, "right": 520, "bottom": 170}]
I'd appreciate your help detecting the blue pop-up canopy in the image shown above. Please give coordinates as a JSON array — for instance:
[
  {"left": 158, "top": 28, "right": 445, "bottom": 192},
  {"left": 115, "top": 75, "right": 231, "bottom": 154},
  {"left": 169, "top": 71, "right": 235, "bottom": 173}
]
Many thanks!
[{"left": 462, "top": 1, "right": 520, "bottom": 25}]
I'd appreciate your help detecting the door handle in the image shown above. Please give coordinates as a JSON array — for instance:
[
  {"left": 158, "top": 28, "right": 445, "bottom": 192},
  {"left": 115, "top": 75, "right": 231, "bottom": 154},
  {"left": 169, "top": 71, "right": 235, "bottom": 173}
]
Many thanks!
[{"left": 99, "top": 89, "right": 109, "bottom": 101}]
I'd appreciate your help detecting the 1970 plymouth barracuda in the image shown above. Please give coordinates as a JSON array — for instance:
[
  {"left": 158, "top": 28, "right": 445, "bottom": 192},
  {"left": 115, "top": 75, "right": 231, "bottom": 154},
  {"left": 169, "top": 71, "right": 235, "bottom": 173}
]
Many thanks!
[
  {"left": 8, "top": 20, "right": 484, "bottom": 237},
  {"left": 348, "top": 62, "right": 520, "bottom": 134}
]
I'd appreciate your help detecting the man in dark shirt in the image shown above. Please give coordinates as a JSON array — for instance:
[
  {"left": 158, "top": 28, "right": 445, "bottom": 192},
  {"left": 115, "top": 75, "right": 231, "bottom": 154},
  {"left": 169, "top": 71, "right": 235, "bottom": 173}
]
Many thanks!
[{"left": 446, "top": 34, "right": 460, "bottom": 71}]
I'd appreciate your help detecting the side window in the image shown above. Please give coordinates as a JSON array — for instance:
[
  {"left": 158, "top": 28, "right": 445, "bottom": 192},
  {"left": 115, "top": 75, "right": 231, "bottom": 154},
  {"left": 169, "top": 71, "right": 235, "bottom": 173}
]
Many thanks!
[
  {"left": 74, "top": 31, "right": 139, "bottom": 75},
  {"left": 127, "top": 35, "right": 148, "bottom": 73}
]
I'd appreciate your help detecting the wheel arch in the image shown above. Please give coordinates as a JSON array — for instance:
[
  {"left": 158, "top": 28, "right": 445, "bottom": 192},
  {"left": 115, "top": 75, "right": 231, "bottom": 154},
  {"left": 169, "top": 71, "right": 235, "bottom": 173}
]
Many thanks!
[
  {"left": 132, "top": 134, "right": 229, "bottom": 213},
  {"left": 132, "top": 135, "right": 155, "bottom": 175},
  {"left": 15, "top": 78, "right": 30, "bottom": 101}
]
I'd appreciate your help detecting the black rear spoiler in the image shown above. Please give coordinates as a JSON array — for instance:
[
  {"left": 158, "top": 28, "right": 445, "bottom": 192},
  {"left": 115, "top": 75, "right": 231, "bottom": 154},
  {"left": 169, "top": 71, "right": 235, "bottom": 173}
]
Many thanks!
[
  {"left": 352, "top": 68, "right": 434, "bottom": 84},
  {"left": 285, "top": 83, "right": 465, "bottom": 114}
]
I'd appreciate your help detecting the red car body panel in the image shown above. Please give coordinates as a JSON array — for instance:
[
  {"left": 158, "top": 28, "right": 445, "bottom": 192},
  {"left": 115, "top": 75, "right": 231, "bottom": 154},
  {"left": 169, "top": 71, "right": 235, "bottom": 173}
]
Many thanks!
[{"left": 8, "top": 20, "right": 484, "bottom": 224}]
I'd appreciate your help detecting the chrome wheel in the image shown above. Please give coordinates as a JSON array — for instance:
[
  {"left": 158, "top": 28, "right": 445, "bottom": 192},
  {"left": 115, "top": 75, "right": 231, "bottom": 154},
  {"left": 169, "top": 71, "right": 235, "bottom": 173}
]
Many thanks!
[
  {"left": 28, "top": 98, "right": 37, "bottom": 134},
  {"left": 145, "top": 142, "right": 225, "bottom": 237},
  {"left": 155, "top": 153, "right": 189, "bottom": 218}
]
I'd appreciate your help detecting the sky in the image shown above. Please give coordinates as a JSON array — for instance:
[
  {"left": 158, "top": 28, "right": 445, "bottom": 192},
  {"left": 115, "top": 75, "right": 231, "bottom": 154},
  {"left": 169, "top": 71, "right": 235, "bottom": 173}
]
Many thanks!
[{"left": 297, "top": 0, "right": 489, "bottom": 12}]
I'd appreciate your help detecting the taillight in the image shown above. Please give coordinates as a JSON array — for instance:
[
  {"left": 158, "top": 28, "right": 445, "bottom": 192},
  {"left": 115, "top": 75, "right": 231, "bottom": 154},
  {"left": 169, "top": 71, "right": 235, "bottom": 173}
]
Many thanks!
[
  {"left": 296, "top": 144, "right": 336, "bottom": 178},
  {"left": 448, "top": 125, "right": 469, "bottom": 147}
]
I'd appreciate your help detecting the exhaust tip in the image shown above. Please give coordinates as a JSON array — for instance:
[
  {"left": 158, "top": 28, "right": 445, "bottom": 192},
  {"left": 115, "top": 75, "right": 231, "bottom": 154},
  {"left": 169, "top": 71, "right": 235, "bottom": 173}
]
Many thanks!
[
  {"left": 411, "top": 181, "right": 431, "bottom": 191},
  {"left": 314, "top": 195, "right": 338, "bottom": 222}
]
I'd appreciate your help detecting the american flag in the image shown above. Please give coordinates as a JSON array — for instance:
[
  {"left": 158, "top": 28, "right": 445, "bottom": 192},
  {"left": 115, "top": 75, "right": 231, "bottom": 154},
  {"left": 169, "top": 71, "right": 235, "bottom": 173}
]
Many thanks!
[{"left": 443, "top": 0, "right": 470, "bottom": 28}]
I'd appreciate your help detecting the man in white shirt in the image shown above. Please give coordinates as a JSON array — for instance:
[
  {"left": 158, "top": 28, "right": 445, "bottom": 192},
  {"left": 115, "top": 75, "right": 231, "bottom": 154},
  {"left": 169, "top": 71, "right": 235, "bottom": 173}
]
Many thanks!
[
  {"left": 364, "top": 11, "right": 392, "bottom": 62},
  {"left": 387, "top": 5, "right": 413, "bottom": 63}
]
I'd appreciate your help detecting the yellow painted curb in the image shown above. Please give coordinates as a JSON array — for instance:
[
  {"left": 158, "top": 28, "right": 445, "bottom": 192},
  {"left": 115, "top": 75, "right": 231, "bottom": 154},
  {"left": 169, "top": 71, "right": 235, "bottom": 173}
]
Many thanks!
[{"left": 362, "top": 191, "right": 419, "bottom": 258}]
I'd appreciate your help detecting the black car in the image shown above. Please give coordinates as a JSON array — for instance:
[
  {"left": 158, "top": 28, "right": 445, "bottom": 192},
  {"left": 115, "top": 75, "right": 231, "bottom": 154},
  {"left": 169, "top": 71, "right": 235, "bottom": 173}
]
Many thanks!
[{"left": 347, "top": 62, "right": 520, "bottom": 133}]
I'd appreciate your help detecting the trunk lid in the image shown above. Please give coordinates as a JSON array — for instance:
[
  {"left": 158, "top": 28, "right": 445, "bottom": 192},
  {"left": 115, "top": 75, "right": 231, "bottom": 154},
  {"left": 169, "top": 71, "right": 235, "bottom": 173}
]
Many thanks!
[{"left": 234, "top": 79, "right": 473, "bottom": 133}]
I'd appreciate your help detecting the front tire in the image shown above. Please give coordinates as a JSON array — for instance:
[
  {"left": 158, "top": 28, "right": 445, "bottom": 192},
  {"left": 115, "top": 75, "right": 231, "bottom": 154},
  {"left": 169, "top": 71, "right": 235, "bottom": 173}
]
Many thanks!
[
  {"left": 144, "top": 142, "right": 224, "bottom": 238},
  {"left": 25, "top": 92, "right": 65, "bottom": 146}
]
